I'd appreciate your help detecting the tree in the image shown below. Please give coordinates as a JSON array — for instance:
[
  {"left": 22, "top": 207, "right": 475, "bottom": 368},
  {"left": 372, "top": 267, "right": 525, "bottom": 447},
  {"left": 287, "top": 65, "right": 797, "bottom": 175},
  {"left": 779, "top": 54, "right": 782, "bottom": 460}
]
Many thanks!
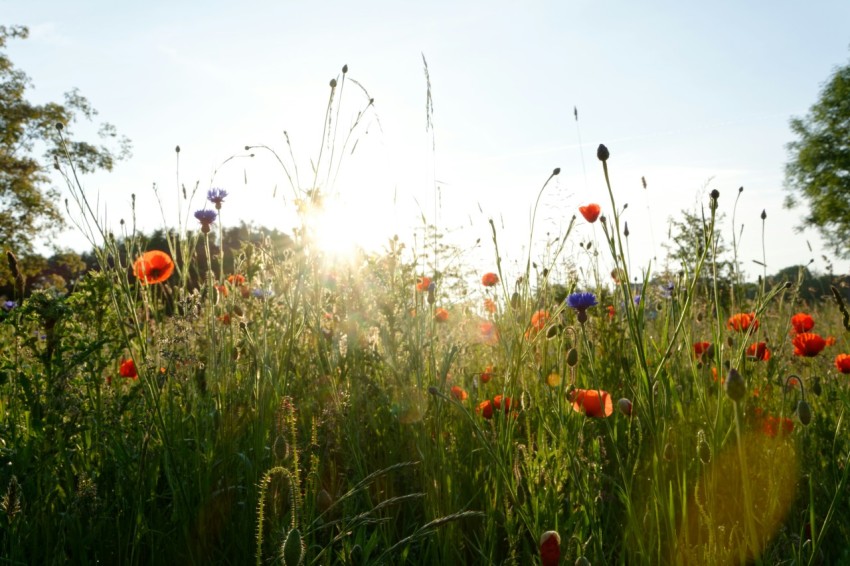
[
  {"left": 784, "top": 55, "right": 850, "bottom": 259},
  {"left": 0, "top": 25, "right": 131, "bottom": 285}
]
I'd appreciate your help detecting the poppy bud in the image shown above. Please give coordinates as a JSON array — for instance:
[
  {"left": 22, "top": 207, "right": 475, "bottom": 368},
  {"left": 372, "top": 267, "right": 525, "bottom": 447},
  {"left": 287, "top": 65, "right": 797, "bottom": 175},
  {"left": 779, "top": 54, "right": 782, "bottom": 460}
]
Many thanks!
[
  {"left": 539, "top": 531, "right": 561, "bottom": 566},
  {"left": 617, "top": 398, "right": 632, "bottom": 417},
  {"left": 342, "top": 64, "right": 348, "bottom": 73},
  {"left": 553, "top": 167, "right": 561, "bottom": 176},
  {"left": 566, "top": 348, "right": 579, "bottom": 367},
  {"left": 663, "top": 442, "right": 675, "bottom": 461},
  {"left": 761, "top": 209, "right": 767, "bottom": 220},
  {"left": 56, "top": 122, "right": 64, "bottom": 131},
  {"left": 427, "top": 386, "right": 439, "bottom": 396},
  {"left": 281, "top": 527, "right": 303, "bottom": 566},
  {"left": 623, "top": 222, "right": 629, "bottom": 238},
  {"left": 175, "top": 145, "right": 181, "bottom": 153},
  {"left": 330, "top": 78, "right": 337, "bottom": 88},
  {"left": 724, "top": 368, "right": 746, "bottom": 402},
  {"left": 596, "top": 143, "right": 610, "bottom": 162},
  {"left": 710, "top": 189, "right": 720, "bottom": 200},
  {"left": 511, "top": 292, "right": 520, "bottom": 309},
  {"left": 797, "top": 399, "right": 812, "bottom": 426}
]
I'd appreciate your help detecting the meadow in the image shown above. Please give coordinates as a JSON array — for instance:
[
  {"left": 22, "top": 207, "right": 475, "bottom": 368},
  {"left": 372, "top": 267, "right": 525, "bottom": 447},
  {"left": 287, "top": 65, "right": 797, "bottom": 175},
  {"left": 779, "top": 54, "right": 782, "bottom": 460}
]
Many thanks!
[{"left": 1, "top": 72, "right": 850, "bottom": 565}]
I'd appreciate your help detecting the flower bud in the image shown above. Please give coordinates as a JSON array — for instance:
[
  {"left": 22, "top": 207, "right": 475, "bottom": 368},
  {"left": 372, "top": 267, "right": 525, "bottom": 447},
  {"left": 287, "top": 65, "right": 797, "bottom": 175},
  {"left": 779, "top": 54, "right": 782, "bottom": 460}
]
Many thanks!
[
  {"left": 596, "top": 144, "right": 610, "bottom": 162},
  {"left": 724, "top": 367, "right": 746, "bottom": 402},
  {"left": 281, "top": 527, "right": 303, "bottom": 566},
  {"left": 797, "top": 399, "right": 812, "bottom": 426},
  {"left": 617, "top": 398, "right": 632, "bottom": 417},
  {"left": 566, "top": 348, "right": 578, "bottom": 367}
]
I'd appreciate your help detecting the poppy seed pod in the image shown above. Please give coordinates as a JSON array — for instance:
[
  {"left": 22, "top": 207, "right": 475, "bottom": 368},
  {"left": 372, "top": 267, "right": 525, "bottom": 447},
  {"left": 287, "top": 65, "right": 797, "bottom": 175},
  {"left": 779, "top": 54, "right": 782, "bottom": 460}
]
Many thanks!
[
  {"left": 618, "top": 398, "right": 633, "bottom": 417},
  {"left": 797, "top": 399, "right": 812, "bottom": 426},
  {"left": 596, "top": 143, "right": 610, "bottom": 162},
  {"left": 724, "top": 368, "right": 746, "bottom": 402}
]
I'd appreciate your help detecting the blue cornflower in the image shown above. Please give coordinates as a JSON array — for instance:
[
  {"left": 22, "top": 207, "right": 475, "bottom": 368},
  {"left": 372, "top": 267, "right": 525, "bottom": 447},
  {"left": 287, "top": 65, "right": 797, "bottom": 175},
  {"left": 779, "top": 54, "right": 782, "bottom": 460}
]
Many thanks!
[
  {"left": 194, "top": 209, "right": 217, "bottom": 234},
  {"left": 633, "top": 294, "right": 642, "bottom": 306},
  {"left": 2, "top": 300, "right": 16, "bottom": 311},
  {"left": 566, "top": 292, "right": 598, "bottom": 324},
  {"left": 251, "top": 288, "right": 273, "bottom": 299},
  {"left": 207, "top": 188, "right": 228, "bottom": 210}
]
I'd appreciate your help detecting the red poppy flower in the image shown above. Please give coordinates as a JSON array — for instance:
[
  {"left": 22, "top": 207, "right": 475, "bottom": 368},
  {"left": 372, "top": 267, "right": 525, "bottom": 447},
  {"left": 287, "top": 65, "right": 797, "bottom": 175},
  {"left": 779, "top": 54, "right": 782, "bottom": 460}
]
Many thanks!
[
  {"left": 761, "top": 414, "right": 794, "bottom": 438},
  {"left": 492, "top": 395, "right": 512, "bottom": 412},
  {"left": 790, "top": 312, "right": 814, "bottom": 334},
  {"left": 481, "top": 272, "right": 499, "bottom": 287},
  {"left": 579, "top": 203, "right": 601, "bottom": 223},
  {"left": 476, "top": 399, "right": 494, "bottom": 419},
  {"left": 480, "top": 365, "right": 493, "bottom": 384},
  {"left": 434, "top": 308, "right": 449, "bottom": 323},
  {"left": 479, "top": 321, "right": 498, "bottom": 344},
  {"left": 727, "top": 312, "right": 758, "bottom": 332},
  {"left": 746, "top": 342, "right": 771, "bottom": 361},
  {"left": 826, "top": 336, "right": 836, "bottom": 346},
  {"left": 483, "top": 298, "right": 497, "bottom": 313},
  {"left": 570, "top": 389, "right": 613, "bottom": 417},
  {"left": 133, "top": 250, "right": 175, "bottom": 285},
  {"left": 792, "top": 333, "right": 826, "bottom": 357},
  {"left": 693, "top": 341, "right": 712, "bottom": 359},
  {"left": 450, "top": 386, "right": 468, "bottom": 401},
  {"left": 227, "top": 273, "right": 246, "bottom": 286},
  {"left": 607, "top": 305, "right": 615, "bottom": 319},
  {"left": 530, "top": 310, "right": 550, "bottom": 331},
  {"left": 415, "top": 276, "right": 432, "bottom": 292},
  {"left": 119, "top": 358, "right": 138, "bottom": 379},
  {"left": 835, "top": 353, "right": 850, "bottom": 374},
  {"left": 540, "top": 531, "right": 561, "bottom": 566}
]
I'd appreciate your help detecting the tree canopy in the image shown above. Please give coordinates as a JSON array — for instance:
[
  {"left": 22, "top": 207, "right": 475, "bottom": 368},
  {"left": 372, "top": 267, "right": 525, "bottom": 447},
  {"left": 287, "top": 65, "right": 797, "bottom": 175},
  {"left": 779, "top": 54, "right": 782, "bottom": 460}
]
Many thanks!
[
  {"left": 0, "top": 25, "right": 131, "bottom": 284},
  {"left": 784, "top": 54, "right": 850, "bottom": 259}
]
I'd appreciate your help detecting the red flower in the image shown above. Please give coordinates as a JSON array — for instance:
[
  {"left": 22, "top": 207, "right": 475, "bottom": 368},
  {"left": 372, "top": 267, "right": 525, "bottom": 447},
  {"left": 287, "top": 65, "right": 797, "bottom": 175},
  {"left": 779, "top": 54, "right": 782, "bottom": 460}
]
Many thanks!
[
  {"left": 492, "top": 394, "right": 512, "bottom": 412},
  {"left": 479, "top": 321, "right": 498, "bottom": 344},
  {"left": 119, "top": 358, "right": 138, "bottom": 379},
  {"left": 570, "top": 389, "right": 613, "bottom": 417},
  {"left": 746, "top": 342, "right": 771, "bottom": 361},
  {"left": 792, "top": 333, "right": 826, "bottom": 357},
  {"left": 727, "top": 312, "right": 758, "bottom": 332},
  {"left": 790, "top": 312, "right": 814, "bottom": 334},
  {"left": 133, "top": 250, "right": 175, "bottom": 285},
  {"left": 761, "top": 414, "right": 794, "bottom": 438},
  {"left": 835, "top": 353, "right": 850, "bottom": 374},
  {"left": 530, "top": 310, "right": 550, "bottom": 331},
  {"left": 606, "top": 305, "right": 615, "bottom": 319},
  {"left": 450, "top": 386, "right": 468, "bottom": 401},
  {"left": 826, "top": 336, "right": 836, "bottom": 346},
  {"left": 693, "top": 341, "right": 712, "bottom": 360},
  {"left": 227, "top": 273, "right": 246, "bottom": 286},
  {"left": 481, "top": 272, "right": 499, "bottom": 287},
  {"left": 476, "top": 399, "right": 494, "bottom": 419},
  {"left": 415, "top": 276, "right": 432, "bottom": 292},
  {"left": 483, "top": 298, "right": 497, "bottom": 313},
  {"left": 480, "top": 365, "right": 494, "bottom": 384},
  {"left": 540, "top": 531, "right": 561, "bottom": 566},
  {"left": 434, "top": 308, "right": 449, "bottom": 323},
  {"left": 579, "top": 203, "right": 601, "bottom": 223}
]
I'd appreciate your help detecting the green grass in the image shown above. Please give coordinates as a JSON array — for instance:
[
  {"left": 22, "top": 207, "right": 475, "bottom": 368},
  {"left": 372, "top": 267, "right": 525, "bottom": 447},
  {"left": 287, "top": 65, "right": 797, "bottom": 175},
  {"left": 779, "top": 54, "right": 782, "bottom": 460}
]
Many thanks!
[{"left": 1, "top": 69, "right": 850, "bottom": 565}]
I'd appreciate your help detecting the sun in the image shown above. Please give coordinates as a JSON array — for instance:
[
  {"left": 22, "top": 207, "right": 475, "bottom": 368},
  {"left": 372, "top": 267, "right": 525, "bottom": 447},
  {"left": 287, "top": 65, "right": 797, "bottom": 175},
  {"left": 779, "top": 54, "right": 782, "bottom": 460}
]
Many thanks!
[{"left": 308, "top": 195, "right": 394, "bottom": 261}]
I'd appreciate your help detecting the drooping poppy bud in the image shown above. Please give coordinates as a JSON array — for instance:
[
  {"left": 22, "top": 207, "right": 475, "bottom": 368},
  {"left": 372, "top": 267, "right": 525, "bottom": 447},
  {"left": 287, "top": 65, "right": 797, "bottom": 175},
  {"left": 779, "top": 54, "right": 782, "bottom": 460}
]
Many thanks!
[{"left": 724, "top": 368, "right": 746, "bottom": 402}]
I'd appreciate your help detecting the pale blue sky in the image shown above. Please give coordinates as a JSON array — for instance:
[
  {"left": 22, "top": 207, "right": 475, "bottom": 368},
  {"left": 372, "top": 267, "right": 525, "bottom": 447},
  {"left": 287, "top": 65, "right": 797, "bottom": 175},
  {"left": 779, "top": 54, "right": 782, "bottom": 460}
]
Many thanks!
[{"left": 5, "top": 0, "right": 850, "bottom": 281}]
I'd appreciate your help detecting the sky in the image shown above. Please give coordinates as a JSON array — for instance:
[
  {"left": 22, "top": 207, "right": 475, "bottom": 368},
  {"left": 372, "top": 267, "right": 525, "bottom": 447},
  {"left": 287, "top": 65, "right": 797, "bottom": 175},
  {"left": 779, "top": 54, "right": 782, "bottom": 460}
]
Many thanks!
[{"left": 4, "top": 0, "right": 850, "bottom": 284}]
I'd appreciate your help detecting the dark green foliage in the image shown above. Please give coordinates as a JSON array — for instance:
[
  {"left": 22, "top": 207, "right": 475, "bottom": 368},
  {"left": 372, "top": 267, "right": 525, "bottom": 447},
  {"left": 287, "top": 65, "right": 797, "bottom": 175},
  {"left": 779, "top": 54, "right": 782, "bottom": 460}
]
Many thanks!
[
  {"left": 0, "top": 25, "right": 131, "bottom": 284},
  {"left": 784, "top": 55, "right": 850, "bottom": 258}
]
